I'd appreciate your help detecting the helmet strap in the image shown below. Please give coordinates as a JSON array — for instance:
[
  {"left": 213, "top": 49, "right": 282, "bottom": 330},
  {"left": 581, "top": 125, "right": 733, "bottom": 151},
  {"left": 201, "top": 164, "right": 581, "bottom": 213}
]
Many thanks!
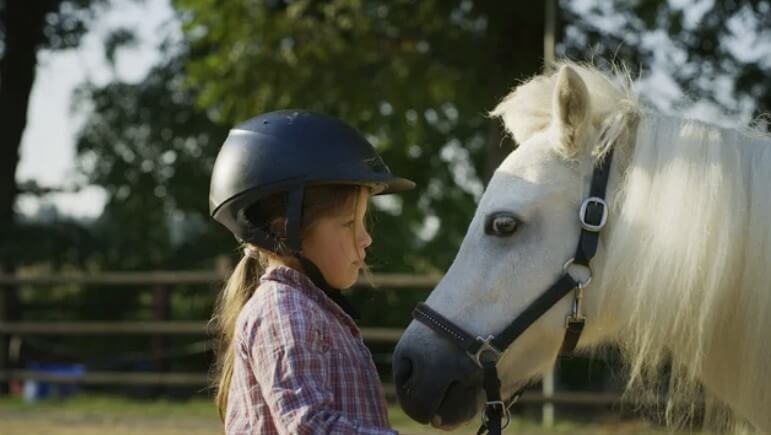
[
  {"left": 285, "top": 184, "right": 305, "bottom": 253},
  {"left": 296, "top": 254, "right": 360, "bottom": 320}
]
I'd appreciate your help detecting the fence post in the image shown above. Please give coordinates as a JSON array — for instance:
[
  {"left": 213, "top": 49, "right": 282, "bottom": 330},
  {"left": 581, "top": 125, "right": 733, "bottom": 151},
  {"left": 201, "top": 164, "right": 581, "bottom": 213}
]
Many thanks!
[
  {"left": 544, "top": 0, "right": 556, "bottom": 70},
  {"left": 151, "top": 284, "right": 170, "bottom": 395},
  {"left": 0, "top": 261, "right": 19, "bottom": 396},
  {"left": 0, "top": 270, "right": 6, "bottom": 395},
  {"left": 542, "top": 367, "right": 555, "bottom": 427}
]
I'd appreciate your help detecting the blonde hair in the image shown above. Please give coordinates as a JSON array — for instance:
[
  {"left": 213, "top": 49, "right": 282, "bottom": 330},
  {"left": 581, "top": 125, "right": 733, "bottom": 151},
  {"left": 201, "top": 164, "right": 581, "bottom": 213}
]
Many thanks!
[
  {"left": 211, "top": 184, "right": 370, "bottom": 420},
  {"left": 597, "top": 112, "right": 771, "bottom": 432}
]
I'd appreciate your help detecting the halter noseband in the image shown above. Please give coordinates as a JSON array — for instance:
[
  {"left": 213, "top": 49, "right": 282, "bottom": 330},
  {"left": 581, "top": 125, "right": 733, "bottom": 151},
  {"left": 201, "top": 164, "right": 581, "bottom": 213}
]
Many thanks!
[{"left": 412, "top": 150, "right": 613, "bottom": 435}]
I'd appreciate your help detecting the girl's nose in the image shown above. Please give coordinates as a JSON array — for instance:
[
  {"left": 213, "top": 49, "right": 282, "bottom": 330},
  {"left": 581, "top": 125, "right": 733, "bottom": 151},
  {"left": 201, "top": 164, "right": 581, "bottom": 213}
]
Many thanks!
[{"left": 359, "top": 226, "right": 373, "bottom": 249}]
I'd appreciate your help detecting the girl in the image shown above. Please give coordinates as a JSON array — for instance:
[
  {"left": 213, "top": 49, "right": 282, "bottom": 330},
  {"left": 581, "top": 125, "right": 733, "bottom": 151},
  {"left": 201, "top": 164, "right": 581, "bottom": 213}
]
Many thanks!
[{"left": 208, "top": 110, "right": 415, "bottom": 434}]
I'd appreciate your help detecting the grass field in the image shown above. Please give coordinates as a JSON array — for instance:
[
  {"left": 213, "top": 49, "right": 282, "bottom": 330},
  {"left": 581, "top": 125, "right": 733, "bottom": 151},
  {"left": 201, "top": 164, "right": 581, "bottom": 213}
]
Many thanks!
[{"left": 0, "top": 395, "right": 678, "bottom": 435}]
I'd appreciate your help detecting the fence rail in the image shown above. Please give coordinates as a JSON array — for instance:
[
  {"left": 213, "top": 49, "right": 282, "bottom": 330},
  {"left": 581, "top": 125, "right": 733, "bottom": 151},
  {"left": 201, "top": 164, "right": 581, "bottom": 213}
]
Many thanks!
[
  {"left": 0, "top": 269, "right": 628, "bottom": 412},
  {"left": 0, "top": 272, "right": 442, "bottom": 288},
  {"left": 0, "top": 370, "right": 209, "bottom": 386},
  {"left": 0, "top": 370, "right": 631, "bottom": 406},
  {"left": 0, "top": 269, "right": 427, "bottom": 397},
  {"left": 0, "top": 322, "right": 403, "bottom": 342}
]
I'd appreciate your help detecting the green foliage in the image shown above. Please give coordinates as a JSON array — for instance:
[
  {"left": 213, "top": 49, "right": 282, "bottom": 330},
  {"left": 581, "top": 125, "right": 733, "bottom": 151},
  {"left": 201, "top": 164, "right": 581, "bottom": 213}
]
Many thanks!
[
  {"left": 74, "top": 54, "right": 232, "bottom": 270},
  {"left": 170, "top": 0, "right": 545, "bottom": 271},
  {"left": 11, "top": 218, "right": 98, "bottom": 268},
  {"left": 41, "top": 0, "right": 105, "bottom": 50}
]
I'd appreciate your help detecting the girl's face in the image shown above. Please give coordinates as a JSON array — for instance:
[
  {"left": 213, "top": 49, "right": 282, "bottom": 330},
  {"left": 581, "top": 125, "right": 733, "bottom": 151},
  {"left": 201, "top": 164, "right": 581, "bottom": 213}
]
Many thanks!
[{"left": 301, "top": 188, "right": 372, "bottom": 289}]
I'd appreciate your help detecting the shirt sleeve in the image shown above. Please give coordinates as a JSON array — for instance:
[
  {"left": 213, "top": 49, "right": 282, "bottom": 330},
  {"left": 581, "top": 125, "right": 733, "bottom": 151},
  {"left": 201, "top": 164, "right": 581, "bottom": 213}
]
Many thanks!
[{"left": 252, "top": 306, "right": 397, "bottom": 435}]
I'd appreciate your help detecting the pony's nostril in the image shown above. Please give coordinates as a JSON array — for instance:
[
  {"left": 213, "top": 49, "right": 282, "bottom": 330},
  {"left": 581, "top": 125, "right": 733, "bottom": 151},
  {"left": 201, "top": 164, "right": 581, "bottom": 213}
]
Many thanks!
[{"left": 394, "top": 357, "right": 414, "bottom": 387}]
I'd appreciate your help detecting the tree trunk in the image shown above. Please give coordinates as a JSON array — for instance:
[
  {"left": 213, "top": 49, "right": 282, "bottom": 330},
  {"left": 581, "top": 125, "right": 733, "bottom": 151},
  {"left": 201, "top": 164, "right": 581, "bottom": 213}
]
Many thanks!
[
  {"left": 478, "top": 1, "right": 547, "bottom": 183},
  {"left": 0, "top": 1, "right": 51, "bottom": 250},
  {"left": 0, "top": 1, "right": 54, "bottom": 395}
]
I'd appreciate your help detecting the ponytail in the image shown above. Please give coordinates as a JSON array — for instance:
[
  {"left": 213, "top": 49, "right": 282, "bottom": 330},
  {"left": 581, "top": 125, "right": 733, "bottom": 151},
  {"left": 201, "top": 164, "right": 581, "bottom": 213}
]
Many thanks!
[{"left": 212, "top": 249, "right": 264, "bottom": 421}]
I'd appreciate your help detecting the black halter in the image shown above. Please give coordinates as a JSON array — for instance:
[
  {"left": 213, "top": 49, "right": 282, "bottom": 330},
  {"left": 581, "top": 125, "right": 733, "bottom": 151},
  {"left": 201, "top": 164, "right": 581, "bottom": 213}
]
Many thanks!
[{"left": 412, "top": 150, "right": 613, "bottom": 435}]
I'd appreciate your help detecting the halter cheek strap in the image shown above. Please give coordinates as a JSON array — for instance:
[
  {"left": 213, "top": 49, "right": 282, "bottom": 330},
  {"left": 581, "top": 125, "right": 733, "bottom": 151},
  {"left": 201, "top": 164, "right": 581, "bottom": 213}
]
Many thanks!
[{"left": 412, "top": 150, "right": 613, "bottom": 435}]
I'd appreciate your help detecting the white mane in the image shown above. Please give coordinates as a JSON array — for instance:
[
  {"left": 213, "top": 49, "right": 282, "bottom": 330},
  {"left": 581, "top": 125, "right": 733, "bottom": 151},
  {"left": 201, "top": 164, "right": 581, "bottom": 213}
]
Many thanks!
[{"left": 495, "top": 62, "right": 771, "bottom": 432}]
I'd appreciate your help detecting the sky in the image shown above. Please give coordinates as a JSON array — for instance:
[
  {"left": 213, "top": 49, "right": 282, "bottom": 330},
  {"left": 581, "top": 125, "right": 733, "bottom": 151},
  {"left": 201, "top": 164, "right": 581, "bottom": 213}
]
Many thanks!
[{"left": 15, "top": 0, "right": 178, "bottom": 220}]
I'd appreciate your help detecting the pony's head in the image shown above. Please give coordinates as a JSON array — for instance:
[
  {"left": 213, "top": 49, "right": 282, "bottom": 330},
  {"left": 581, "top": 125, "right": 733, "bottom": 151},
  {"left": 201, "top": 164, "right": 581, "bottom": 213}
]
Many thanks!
[{"left": 392, "top": 64, "right": 638, "bottom": 429}]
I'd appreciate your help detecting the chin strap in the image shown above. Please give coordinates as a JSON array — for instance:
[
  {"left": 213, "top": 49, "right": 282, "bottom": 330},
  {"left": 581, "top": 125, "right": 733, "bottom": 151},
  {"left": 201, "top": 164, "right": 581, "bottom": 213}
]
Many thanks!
[{"left": 296, "top": 255, "right": 360, "bottom": 320}]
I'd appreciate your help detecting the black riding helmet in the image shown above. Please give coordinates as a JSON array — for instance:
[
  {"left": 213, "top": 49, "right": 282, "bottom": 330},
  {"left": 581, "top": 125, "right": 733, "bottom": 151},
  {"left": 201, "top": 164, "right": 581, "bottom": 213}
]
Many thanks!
[{"left": 209, "top": 110, "right": 415, "bottom": 254}]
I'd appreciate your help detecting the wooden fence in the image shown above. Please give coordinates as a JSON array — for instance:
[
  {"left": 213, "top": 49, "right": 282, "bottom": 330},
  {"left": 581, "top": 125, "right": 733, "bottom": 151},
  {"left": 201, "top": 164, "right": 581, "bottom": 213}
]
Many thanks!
[{"left": 0, "top": 269, "right": 628, "bottom": 413}]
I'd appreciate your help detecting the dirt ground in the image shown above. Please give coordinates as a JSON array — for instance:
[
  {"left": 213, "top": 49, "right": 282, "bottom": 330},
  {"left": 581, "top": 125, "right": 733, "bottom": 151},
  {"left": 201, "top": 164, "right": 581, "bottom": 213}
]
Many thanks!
[
  {"left": 1, "top": 415, "right": 221, "bottom": 435},
  {"left": 0, "top": 396, "right": 676, "bottom": 435}
]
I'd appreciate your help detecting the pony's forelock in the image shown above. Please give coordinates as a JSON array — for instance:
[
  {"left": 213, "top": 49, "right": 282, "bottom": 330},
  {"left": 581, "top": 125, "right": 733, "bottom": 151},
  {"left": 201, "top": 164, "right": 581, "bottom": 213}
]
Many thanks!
[{"left": 490, "top": 61, "right": 639, "bottom": 152}]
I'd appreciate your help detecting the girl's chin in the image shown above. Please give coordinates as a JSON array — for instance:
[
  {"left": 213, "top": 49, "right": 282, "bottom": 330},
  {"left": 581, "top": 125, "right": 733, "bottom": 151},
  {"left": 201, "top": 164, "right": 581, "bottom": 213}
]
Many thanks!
[
  {"left": 343, "top": 273, "right": 359, "bottom": 288},
  {"left": 329, "top": 270, "right": 358, "bottom": 289}
]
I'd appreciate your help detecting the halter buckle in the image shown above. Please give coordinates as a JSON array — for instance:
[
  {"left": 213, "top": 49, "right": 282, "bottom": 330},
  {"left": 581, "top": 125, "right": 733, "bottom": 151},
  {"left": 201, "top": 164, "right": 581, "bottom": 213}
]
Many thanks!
[
  {"left": 468, "top": 335, "right": 501, "bottom": 368},
  {"left": 481, "top": 400, "right": 512, "bottom": 430},
  {"left": 579, "top": 197, "right": 608, "bottom": 232}
]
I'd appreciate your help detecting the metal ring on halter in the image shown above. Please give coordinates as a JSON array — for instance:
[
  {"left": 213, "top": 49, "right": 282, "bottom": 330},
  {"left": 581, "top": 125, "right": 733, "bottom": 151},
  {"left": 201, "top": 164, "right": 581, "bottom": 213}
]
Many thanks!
[
  {"left": 481, "top": 400, "right": 512, "bottom": 430},
  {"left": 468, "top": 335, "right": 502, "bottom": 368},
  {"left": 563, "top": 258, "right": 592, "bottom": 288}
]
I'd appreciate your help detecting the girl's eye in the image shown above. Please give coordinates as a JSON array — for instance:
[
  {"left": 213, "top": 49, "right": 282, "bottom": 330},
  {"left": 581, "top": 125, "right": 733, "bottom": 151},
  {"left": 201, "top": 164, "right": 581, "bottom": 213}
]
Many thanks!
[
  {"left": 343, "top": 220, "right": 355, "bottom": 228},
  {"left": 484, "top": 212, "right": 519, "bottom": 237}
]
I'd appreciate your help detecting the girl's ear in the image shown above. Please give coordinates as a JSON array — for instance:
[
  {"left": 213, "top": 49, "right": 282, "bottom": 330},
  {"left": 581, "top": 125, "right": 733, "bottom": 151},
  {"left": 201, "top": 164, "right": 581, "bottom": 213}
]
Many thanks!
[
  {"left": 269, "top": 217, "right": 286, "bottom": 238},
  {"left": 551, "top": 65, "right": 591, "bottom": 158}
]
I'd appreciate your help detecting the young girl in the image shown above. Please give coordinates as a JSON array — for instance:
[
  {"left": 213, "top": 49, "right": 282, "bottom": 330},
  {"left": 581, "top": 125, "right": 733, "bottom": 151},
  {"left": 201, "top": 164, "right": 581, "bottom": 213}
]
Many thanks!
[{"left": 208, "top": 110, "right": 415, "bottom": 434}]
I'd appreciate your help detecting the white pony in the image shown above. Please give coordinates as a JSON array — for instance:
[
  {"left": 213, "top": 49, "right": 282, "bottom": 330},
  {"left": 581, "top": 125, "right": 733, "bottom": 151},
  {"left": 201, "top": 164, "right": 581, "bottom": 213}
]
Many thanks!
[{"left": 392, "top": 62, "right": 771, "bottom": 433}]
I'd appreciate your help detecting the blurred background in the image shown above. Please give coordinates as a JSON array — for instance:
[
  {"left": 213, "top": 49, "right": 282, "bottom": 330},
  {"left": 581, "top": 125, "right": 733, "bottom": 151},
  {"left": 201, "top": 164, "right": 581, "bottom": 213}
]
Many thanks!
[{"left": 1, "top": 0, "right": 769, "bottom": 433}]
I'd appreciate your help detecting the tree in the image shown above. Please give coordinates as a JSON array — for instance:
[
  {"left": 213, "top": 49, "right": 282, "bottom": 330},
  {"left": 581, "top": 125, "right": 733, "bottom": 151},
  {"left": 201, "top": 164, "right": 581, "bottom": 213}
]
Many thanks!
[
  {"left": 561, "top": 0, "right": 771, "bottom": 120},
  {"left": 0, "top": 0, "right": 106, "bottom": 265},
  {"left": 74, "top": 52, "right": 232, "bottom": 270},
  {"left": 0, "top": 0, "right": 106, "bottom": 395},
  {"left": 172, "top": 0, "right": 546, "bottom": 271}
]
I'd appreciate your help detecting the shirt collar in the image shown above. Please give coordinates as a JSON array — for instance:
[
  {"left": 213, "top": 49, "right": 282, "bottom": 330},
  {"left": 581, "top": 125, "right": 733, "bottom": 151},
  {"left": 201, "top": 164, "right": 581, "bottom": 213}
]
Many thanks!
[{"left": 260, "top": 265, "right": 360, "bottom": 330}]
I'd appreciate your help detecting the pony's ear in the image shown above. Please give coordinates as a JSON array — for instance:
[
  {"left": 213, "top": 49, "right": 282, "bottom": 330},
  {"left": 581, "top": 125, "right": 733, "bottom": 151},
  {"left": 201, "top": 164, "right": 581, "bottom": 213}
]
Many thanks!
[{"left": 551, "top": 65, "right": 591, "bottom": 157}]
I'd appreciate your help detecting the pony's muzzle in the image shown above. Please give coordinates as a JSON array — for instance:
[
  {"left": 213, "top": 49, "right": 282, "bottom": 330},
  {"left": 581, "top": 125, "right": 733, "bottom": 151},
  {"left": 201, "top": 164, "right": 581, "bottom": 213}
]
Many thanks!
[{"left": 392, "top": 322, "right": 484, "bottom": 427}]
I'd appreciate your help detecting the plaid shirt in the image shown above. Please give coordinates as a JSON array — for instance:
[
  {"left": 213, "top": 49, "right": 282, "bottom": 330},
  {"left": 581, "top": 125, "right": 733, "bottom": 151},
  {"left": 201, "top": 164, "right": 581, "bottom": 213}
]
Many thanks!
[{"left": 225, "top": 265, "right": 396, "bottom": 435}]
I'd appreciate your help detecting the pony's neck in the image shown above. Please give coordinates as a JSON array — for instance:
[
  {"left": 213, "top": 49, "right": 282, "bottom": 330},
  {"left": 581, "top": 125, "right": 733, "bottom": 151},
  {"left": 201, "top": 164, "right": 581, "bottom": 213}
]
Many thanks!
[{"left": 584, "top": 112, "right": 771, "bottom": 431}]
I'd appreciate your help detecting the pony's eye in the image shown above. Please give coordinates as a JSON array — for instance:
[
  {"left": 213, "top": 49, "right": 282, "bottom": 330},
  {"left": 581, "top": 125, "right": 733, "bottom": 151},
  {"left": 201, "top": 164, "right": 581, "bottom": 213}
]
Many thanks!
[{"left": 485, "top": 212, "right": 519, "bottom": 237}]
